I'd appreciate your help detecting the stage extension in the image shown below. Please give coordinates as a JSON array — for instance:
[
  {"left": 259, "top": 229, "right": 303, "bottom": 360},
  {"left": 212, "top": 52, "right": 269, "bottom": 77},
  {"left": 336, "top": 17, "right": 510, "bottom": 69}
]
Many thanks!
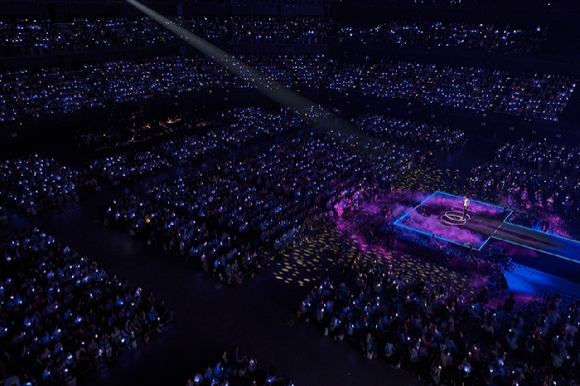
[{"left": 392, "top": 192, "right": 580, "bottom": 283}]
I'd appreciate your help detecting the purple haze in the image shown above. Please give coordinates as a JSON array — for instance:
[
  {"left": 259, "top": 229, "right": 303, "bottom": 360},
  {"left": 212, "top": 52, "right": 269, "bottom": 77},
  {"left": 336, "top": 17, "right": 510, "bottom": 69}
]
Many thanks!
[{"left": 394, "top": 192, "right": 505, "bottom": 248}]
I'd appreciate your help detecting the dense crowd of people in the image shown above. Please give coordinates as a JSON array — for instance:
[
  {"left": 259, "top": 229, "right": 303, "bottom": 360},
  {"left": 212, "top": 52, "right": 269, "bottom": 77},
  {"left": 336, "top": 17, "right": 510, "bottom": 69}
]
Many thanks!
[
  {"left": 87, "top": 150, "right": 172, "bottom": 186},
  {"left": 0, "top": 228, "right": 173, "bottom": 384},
  {"left": 84, "top": 107, "right": 307, "bottom": 179},
  {"left": 331, "top": 60, "right": 575, "bottom": 120},
  {"left": 0, "top": 17, "right": 182, "bottom": 54},
  {"left": 0, "top": 55, "right": 574, "bottom": 122},
  {"left": 0, "top": 16, "right": 330, "bottom": 55},
  {"left": 230, "top": 16, "right": 331, "bottom": 45},
  {"left": 352, "top": 114, "right": 466, "bottom": 151},
  {"left": 1, "top": 5, "right": 579, "bottom": 386},
  {"left": 300, "top": 254, "right": 580, "bottom": 386},
  {"left": 186, "top": 347, "right": 294, "bottom": 386},
  {"left": 331, "top": 60, "right": 506, "bottom": 112},
  {"left": 84, "top": 59, "right": 172, "bottom": 104},
  {"left": 236, "top": 54, "right": 329, "bottom": 89},
  {"left": 0, "top": 91, "right": 18, "bottom": 122},
  {"left": 0, "top": 155, "right": 96, "bottom": 212},
  {"left": 467, "top": 139, "right": 580, "bottom": 239},
  {"left": 71, "top": 17, "right": 181, "bottom": 47},
  {"left": 495, "top": 75, "right": 576, "bottom": 122},
  {"left": 469, "top": 139, "right": 580, "bottom": 218},
  {"left": 3, "top": 68, "right": 104, "bottom": 117},
  {"left": 0, "top": 19, "right": 64, "bottom": 53},
  {"left": 102, "top": 125, "right": 444, "bottom": 281},
  {"left": 0, "top": 17, "right": 554, "bottom": 55},
  {"left": 159, "top": 132, "right": 224, "bottom": 167},
  {"left": 106, "top": 185, "right": 266, "bottom": 285},
  {"left": 0, "top": 104, "right": 469, "bottom": 216},
  {"left": 218, "top": 107, "right": 307, "bottom": 146},
  {"left": 338, "top": 21, "right": 548, "bottom": 52}
]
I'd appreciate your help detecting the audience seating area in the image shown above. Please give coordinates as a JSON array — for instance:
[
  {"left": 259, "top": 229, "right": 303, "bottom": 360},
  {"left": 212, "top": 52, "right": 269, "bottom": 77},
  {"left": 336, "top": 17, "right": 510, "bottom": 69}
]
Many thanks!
[
  {"left": 0, "top": 5, "right": 579, "bottom": 386},
  {"left": 0, "top": 15, "right": 574, "bottom": 125},
  {"left": 300, "top": 253, "right": 580, "bottom": 386},
  {"left": 0, "top": 17, "right": 553, "bottom": 55},
  {"left": 0, "top": 16, "right": 330, "bottom": 56},
  {"left": 186, "top": 347, "right": 294, "bottom": 386},
  {"left": 2, "top": 105, "right": 470, "bottom": 217},
  {"left": 0, "top": 55, "right": 575, "bottom": 123},
  {"left": 352, "top": 114, "right": 466, "bottom": 150},
  {"left": 338, "top": 21, "right": 548, "bottom": 52},
  {"left": 0, "top": 155, "right": 96, "bottom": 213},
  {"left": 330, "top": 60, "right": 575, "bottom": 121},
  {"left": 101, "top": 119, "right": 455, "bottom": 282},
  {"left": 0, "top": 228, "right": 174, "bottom": 385},
  {"left": 468, "top": 138, "right": 580, "bottom": 238}
]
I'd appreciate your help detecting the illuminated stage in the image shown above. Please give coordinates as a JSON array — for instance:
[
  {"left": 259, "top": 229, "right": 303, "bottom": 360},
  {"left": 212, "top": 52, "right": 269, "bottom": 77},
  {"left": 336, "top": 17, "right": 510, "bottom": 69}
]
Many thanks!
[{"left": 393, "top": 192, "right": 580, "bottom": 283}]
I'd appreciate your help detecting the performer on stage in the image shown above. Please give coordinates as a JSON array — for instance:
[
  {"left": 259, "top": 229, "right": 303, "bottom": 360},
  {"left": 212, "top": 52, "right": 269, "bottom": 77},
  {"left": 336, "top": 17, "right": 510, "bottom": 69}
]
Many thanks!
[{"left": 463, "top": 195, "right": 470, "bottom": 219}]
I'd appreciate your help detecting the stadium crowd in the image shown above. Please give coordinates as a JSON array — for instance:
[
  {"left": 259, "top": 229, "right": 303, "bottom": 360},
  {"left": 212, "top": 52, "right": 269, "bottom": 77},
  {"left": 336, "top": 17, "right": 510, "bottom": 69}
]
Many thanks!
[
  {"left": 0, "top": 155, "right": 96, "bottom": 212},
  {"left": 300, "top": 254, "right": 580, "bottom": 386},
  {"left": 0, "top": 16, "right": 330, "bottom": 55},
  {"left": 71, "top": 17, "right": 181, "bottom": 47},
  {"left": 338, "top": 21, "right": 547, "bottom": 52},
  {"left": 0, "top": 91, "right": 18, "bottom": 123},
  {"left": 331, "top": 60, "right": 574, "bottom": 120},
  {"left": 102, "top": 125, "right": 443, "bottom": 281},
  {"left": 0, "top": 17, "right": 182, "bottom": 54},
  {"left": 0, "top": 55, "right": 575, "bottom": 122},
  {"left": 1, "top": 4, "right": 579, "bottom": 386},
  {"left": 84, "top": 107, "right": 307, "bottom": 181},
  {"left": 0, "top": 228, "right": 173, "bottom": 384},
  {"left": 218, "top": 107, "right": 307, "bottom": 146},
  {"left": 352, "top": 114, "right": 466, "bottom": 151},
  {"left": 186, "top": 347, "right": 294, "bottom": 386},
  {"left": 0, "top": 104, "right": 470, "bottom": 218},
  {"left": 236, "top": 54, "right": 329, "bottom": 89},
  {"left": 87, "top": 150, "right": 172, "bottom": 186},
  {"left": 495, "top": 75, "right": 576, "bottom": 122},
  {"left": 2, "top": 68, "right": 104, "bottom": 117},
  {"left": 468, "top": 139, "right": 580, "bottom": 219},
  {"left": 331, "top": 60, "right": 506, "bottom": 112},
  {"left": 231, "top": 16, "right": 331, "bottom": 45},
  {"left": 0, "top": 19, "right": 65, "bottom": 53},
  {"left": 0, "top": 17, "right": 552, "bottom": 55}
]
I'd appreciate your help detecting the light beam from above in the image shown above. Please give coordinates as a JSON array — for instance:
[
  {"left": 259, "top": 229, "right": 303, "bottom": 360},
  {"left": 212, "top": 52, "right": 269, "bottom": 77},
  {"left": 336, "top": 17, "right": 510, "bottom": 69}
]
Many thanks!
[{"left": 125, "top": 0, "right": 361, "bottom": 138}]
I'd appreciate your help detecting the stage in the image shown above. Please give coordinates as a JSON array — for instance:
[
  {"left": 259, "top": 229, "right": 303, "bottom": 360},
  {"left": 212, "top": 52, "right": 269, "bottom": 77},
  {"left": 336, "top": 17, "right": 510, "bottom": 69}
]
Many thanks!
[{"left": 392, "top": 192, "right": 580, "bottom": 283}]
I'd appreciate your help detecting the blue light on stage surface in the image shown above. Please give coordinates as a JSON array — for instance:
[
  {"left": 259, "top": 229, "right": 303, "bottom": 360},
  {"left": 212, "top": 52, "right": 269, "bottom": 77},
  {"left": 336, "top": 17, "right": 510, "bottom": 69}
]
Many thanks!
[
  {"left": 393, "top": 191, "right": 580, "bottom": 263},
  {"left": 393, "top": 191, "right": 509, "bottom": 251},
  {"left": 504, "top": 211, "right": 580, "bottom": 246}
]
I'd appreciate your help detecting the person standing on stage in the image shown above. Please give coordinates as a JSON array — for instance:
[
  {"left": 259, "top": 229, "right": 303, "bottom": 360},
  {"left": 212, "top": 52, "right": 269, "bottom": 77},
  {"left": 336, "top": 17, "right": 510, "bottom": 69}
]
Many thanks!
[{"left": 463, "top": 195, "right": 470, "bottom": 219}]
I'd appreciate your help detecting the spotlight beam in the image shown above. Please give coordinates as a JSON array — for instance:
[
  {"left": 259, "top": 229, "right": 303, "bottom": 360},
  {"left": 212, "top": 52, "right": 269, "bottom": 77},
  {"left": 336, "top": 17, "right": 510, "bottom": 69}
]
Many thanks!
[{"left": 125, "top": 0, "right": 361, "bottom": 135}]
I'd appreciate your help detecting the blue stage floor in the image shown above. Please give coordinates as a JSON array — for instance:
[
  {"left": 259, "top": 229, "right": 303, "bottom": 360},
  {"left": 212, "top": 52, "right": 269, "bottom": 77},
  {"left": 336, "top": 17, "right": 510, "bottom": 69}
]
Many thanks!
[{"left": 393, "top": 191, "right": 580, "bottom": 281}]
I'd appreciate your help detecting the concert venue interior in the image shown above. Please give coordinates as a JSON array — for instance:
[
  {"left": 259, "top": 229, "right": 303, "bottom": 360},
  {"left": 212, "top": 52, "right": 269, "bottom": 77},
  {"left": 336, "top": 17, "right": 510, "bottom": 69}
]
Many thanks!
[{"left": 1, "top": 0, "right": 580, "bottom": 385}]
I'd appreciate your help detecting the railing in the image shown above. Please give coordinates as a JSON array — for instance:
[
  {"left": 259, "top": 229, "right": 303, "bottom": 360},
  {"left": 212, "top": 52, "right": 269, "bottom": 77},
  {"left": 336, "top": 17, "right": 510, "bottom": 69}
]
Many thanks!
[
  {"left": 521, "top": 286, "right": 580, "bottom": 316},
  {"left": 338, "top": 202, "right": 382, "bottom": 244}
]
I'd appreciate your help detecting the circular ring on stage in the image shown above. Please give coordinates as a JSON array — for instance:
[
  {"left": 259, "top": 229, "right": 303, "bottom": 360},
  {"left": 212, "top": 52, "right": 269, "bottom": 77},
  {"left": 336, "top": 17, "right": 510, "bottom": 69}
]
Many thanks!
[{"left": 439, "top": 209, "right": 470, "bottom": 226}]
